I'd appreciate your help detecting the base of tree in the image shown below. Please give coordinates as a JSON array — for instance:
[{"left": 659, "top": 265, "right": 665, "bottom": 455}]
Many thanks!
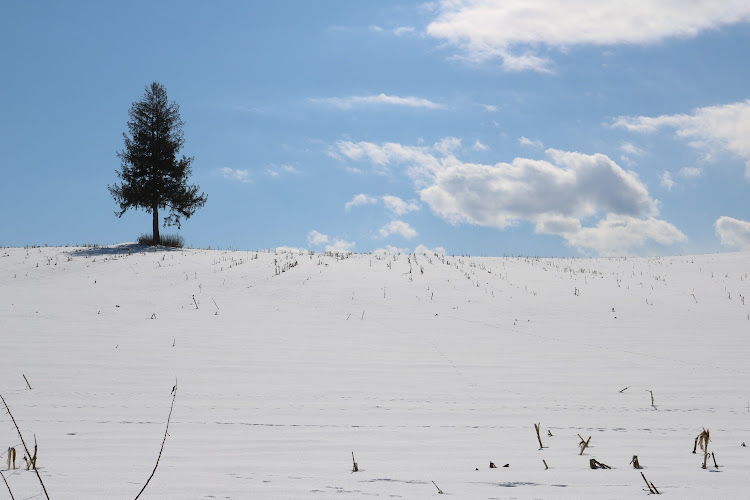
[{"left": 137, "top": 233, "right": 184, "bottom": 248}]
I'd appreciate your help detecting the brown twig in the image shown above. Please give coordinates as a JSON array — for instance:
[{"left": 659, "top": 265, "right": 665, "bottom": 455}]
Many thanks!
[
  {"left": 589, "top": 458, "right": 611, "bottom": 469},
  {"left": 641, "top": 471, "right": 659, "bottom": 494},
  {"left": 579, "top": 435, "right": 592, "bottom": 455},
  {"left": 534, "top": 423, "right": 545, "bottom": 449},
  {"left": 22, "top": 375, "right": 32, "bottom": 390},
  {"left": 134, "top": 380, "right": 177, "bottom": 500},
  {"left": 0, "top": 394, "right": 49, "bottom": 500}
]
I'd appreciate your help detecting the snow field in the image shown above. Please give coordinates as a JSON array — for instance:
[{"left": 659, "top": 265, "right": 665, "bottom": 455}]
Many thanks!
[{"left": 1, "top": 245, "right": 749, "bottom": 498}]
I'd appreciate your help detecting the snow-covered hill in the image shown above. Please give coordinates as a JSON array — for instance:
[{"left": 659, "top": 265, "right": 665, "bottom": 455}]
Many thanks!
[{"left": 1, "top": 245, "right": 749, "bottom": 498}]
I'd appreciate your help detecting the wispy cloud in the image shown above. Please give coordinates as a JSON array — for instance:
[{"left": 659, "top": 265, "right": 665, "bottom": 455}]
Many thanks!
[
  {"left": 472, "top": 139, "right": 489, "bottom": 151},
  {"left": 345, "top": 194, "right": 420, "bottom": 215},
  {"left": 345, "top": 194, "right": 379, "bottom": 211},
  {"left": 266, "top": 164, "right": 301, "bottom": 178},
  {"left": 216, "top": 167, "right": 251, "bottom": 183},
  {"left": 393, "top": 26, "right": 416, "bottom": 36},
  {"left": 678, "top": 166, "right": 702, "bottom": 178},
  {"left": 613, "top": 99, "right": 750, "bottom": 177},
  {"left": 426, "top": 1, "right": 750, "bottom": 72},
  {"left": 659, "top": 171, "right": 675, "bottom": 191},
  {"left": 311, "top": 93, "right": 446, "bottom": 110},
  {"left": 519, "top": 136, "right": 543, "bottom": 148},
  {"left": 620, "top": 141, "right": 646, "bottom": 156}
]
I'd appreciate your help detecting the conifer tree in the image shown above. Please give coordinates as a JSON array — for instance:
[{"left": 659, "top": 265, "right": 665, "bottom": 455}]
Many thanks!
[{"left": 109, "top": 82, "right": 206, "bottom": 244}]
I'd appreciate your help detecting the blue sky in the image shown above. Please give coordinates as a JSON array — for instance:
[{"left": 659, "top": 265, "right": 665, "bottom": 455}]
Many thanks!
[{"left": 2, "top": 1, "right": 750, "bottom": 256}]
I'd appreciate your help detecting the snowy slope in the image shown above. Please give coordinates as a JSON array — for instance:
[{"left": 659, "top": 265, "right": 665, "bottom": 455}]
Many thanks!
[{"left": 1, "top": 245, "right": 749, "bottom": 499}]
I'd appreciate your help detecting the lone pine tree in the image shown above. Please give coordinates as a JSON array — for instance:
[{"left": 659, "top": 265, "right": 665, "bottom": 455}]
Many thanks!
[{"left": 109, "top": 82, "right": 206, "bottom": 244}]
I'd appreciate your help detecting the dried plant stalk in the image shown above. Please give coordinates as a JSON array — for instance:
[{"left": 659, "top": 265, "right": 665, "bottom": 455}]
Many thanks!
[
  {"left": 0, "top": 394, "right": 49, "bottom": 500},
  {"left": 134, "top": 380, "right": 177, "bottom": 500}
]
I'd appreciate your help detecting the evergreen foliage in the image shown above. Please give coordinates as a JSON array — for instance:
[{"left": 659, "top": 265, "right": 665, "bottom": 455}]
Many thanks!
[{"left": 109, "top": 82, "right": 206, "bottom": 244}]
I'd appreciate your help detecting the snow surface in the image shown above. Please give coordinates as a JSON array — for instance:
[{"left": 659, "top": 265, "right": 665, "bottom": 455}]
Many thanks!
[{"left": 1, "top": 244, "right": 750, "bottom": 499}]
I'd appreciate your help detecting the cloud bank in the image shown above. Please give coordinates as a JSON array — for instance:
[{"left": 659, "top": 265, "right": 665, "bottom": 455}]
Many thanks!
[{"left": 335, "top": 138, "right": 686, "bottom": 254}]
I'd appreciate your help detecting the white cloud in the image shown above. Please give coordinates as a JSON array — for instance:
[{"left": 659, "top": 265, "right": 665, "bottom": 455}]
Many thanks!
[
  {"left": 217, "top": 167, "right": 250, "bottom": 183},
  {"left": 613, "top": 99, "right": 750, "bottom": 177},
  {"left": 393, "top": 26, "right": 416, "bottom": 36},
  {"left": 345, "top": 193, "right": 379, "bottom": 211},
  {"left": 480, "top": 103, "right": 498, "bottom": 112},
  {"left": 472, "top": 139, "right": 489, "bottom": 151},
  {"left": 382, "top": 195, "right": 420, "bottom": 215},
  {"left": 311, "top": 93, "right": 445, "bottom": 110},
  {"left": 307, "top": 230, "right": 329, "bottom": 246},
  {"left": 716, "top": 216, "right": 750, "bottom": 249},
  {"left": 326, "top": 238, "right": 356, "bottom": 253},
  {"left": 426, "top": 0, "right": 750, "bottom": 72},
  {"left": 659, "top": 171, "right": 675, "bottom": 191},
  {"left": 379, "top": 220, "right": 418, "bottom": 239},
  {"left": 519, "top": 136, "right": 543, "bottom": 148},
  {"left": 420, "top": 148, "right": 659, "bottom": 228},
  {"left": 678, "top": 166, "right": 703, "bottom": 178},
  {"left": 536, "top": 214, "right": 687, "bottom": 255},
  {"left": 334, "top": 138, "right": 686, "bottom": 254},
  {"left": 414, "top": 243, "right": 447, "bottom": 256},
  {"left": 433, "top": 136, "right": 462, "bottom": 155},
  {"left": 335, "top": 140, "right": 441, "bottom": 179},
  {"left": 345, "top": 194, "right": 420, "bottom": 215}
]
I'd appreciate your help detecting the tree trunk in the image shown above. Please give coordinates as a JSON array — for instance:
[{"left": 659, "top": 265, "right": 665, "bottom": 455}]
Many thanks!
[{"left": 152, "top": 206, "right": 160, "bottom": 244}]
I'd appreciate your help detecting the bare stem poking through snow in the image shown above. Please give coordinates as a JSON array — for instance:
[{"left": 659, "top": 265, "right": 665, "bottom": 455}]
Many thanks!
[
  {"left": 134, "top": 380, "right": 178, "bottom": 500},
  {"left": 0, "top": 394, "right": 49, "bottom": 500}
]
